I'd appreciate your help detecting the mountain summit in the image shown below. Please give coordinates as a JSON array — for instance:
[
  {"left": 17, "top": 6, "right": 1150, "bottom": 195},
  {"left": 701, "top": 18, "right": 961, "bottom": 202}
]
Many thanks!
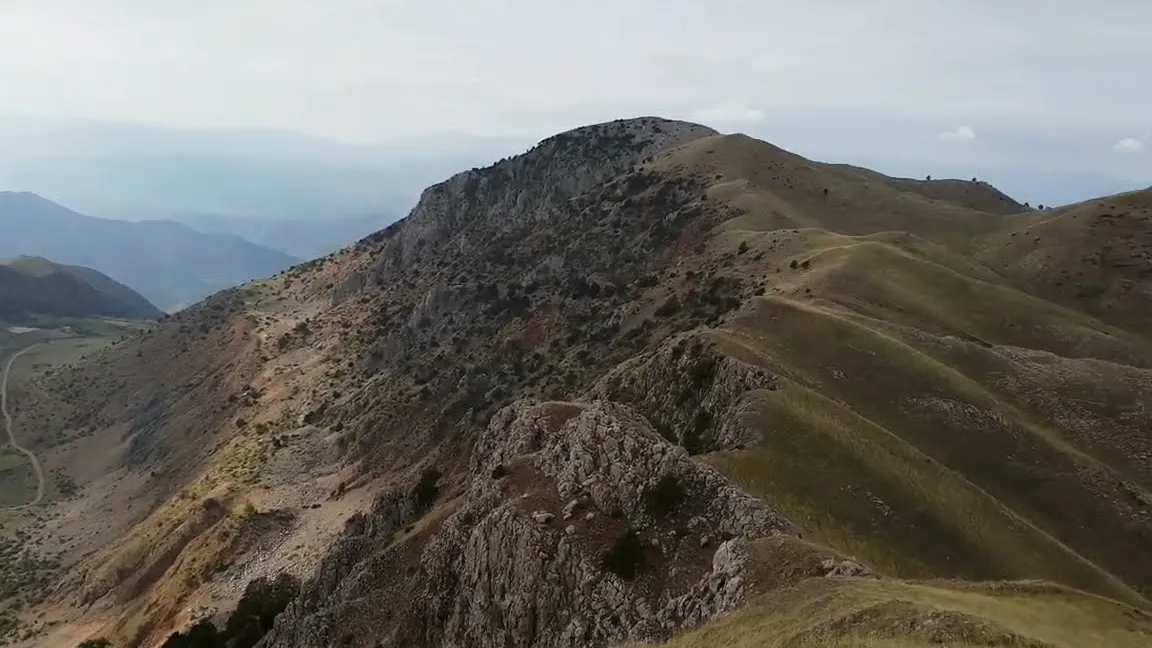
[{"left": 5, "top": 118, "right": 1152, "bottom": 648}]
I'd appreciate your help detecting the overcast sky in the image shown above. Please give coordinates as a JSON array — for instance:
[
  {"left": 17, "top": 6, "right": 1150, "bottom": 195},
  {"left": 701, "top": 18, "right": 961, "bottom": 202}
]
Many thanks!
[{"left": 0, "top": 1, "right": 1147, "bottom": 200}]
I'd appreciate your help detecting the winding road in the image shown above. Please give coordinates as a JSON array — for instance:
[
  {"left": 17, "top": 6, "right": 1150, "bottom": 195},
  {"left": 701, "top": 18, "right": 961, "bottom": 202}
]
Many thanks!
[{"left": 1, "top": 344, "right": 46, "bottom": 510}]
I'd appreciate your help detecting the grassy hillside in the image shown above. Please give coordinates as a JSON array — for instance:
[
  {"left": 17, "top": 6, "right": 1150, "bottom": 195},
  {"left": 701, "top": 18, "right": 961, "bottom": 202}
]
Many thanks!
[
  {"left": 0, "top": 256, "right": 161, "bottom": 321},
  {"left": 629, "top": 575, "right": 1152, "bottom": 648},
  {"left": 977, "top": 189, "right": 1152, "bottom": 330},
  {"left": 676, "top": 148, "right": 1152, "bottom": 603}
]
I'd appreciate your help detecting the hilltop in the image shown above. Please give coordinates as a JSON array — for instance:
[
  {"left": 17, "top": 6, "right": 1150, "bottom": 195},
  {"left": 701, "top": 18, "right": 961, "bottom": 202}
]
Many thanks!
[
  {"left": 0, "top": 193, "right": 300, "bottom": 311},
  {"left": 3, "top": 117, "right": 1151, "bottom": 648},
  {"left": 0, "top": 256, "right": 161, "bottom": 322}
]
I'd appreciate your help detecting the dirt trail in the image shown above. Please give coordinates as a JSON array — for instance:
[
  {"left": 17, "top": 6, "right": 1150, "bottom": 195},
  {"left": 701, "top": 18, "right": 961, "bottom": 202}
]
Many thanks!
[{"left": 1, "top": 344, "right": 46, "bottom": 510}]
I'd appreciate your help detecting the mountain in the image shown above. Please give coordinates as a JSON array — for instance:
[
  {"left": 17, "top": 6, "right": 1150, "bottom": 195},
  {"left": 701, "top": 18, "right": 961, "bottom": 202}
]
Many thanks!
[
  {"left": 162, "top": 210, "right": 401, "bottom": 260},
  {"left": 5, "top": 118, "right": 1152, "bottom": 648},
  {"left": 0, "top": 256, "right": 161, "bottom": 322},
  {"left": 0, "top": 192, "right": 301, "bottom": 311}
]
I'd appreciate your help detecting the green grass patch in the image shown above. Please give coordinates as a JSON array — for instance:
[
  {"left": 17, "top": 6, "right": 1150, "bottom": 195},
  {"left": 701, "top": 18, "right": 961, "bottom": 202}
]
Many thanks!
[{"left": 703, "top": 293, "right": 1150, "bottom": 604}]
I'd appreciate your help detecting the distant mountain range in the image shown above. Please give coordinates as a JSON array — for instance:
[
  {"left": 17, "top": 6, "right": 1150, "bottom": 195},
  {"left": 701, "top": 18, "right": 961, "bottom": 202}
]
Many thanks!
[
  {"left": 160, "top": 210, "right": 400, "bottom": 260},
  {"left": 0, "top": 255, "right": 161, "bottom": 322},
  {"left": 0, "top": 117, "right": 525, "bottom": 221},
  {"left": 0, "top": 192, "right": 300, "bottom": 311}
]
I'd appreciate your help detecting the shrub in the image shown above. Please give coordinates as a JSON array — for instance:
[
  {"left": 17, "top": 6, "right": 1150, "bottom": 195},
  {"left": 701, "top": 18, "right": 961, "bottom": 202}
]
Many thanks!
[
  {"left": 684, "top": 410, "right": 712, "bottom": 454},
  {"left": 688, "top": 356, "right": 718, "bottom": 391},
  {"left": 602, "top": 530, "right": 647, "bottom": 579},
  {"left": 77, "top": 640, "right": 113, "bottom": 648},
  {"left": 160, "top": 619, "right": 219, "bottom": 648},
  {"left": 224, "top": 573, "right": 301, "bottom": 648},
  {"left": 414, "top": 466, "right": 442, "bottom": 508},
  {"left": 644, "top": 475, "right": 686, "bottom": 518}
]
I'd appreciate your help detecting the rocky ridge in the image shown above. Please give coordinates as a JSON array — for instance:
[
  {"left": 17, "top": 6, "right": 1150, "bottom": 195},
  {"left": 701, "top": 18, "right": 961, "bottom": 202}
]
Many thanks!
[{"left": 262, "top": 400, "right": 794, "bottom": 648}]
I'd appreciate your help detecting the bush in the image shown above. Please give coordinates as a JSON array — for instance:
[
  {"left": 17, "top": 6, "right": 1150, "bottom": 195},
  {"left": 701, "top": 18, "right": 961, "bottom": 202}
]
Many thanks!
[
  {"left": 160, "top": 619, "right": 219, "bottom": 648},
  {"left": 160, "top": 573, "right": 302, "bottom": 647},
  {"left": 685, "top": 410, "right": 712, "bottom": 454},
  {"left": 414, "top": 466, "right": 442, "bottom": 508},
  {"left": 602, "top": 530, "right": 647, "bottom": 579},
  {"left": 644, "top": 475, "right": 686, "bottom": 518},
  {"left": 77, "top": 640, "right": 112, "bottom": 648},
  {"left": 225, "top": 574, "right": 301, "bottom": 648}
]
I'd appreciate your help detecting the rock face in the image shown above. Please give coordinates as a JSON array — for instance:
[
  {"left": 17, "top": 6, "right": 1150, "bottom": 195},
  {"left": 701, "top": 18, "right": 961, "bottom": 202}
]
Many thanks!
[
  {"left": 356, "top": 118, "right": 718, "bottom": 288},
  {"left": 591, "top": 335, "right": 778, "bottom": 453},
  {"left": 260, "top": 401, "right": 793, "bottom": 648}
]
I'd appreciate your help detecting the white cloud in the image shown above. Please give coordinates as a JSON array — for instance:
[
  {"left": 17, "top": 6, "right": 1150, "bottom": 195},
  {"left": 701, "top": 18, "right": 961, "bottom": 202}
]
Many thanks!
[
  {"left": 937, "top": 125, "right": 976, "bottom": 142},
  {"left": 691, "top": 103, "right": 766, "bottom": 125},
  {"left": 1113, "top": 137, "right": 1145, "bottom": 153}
]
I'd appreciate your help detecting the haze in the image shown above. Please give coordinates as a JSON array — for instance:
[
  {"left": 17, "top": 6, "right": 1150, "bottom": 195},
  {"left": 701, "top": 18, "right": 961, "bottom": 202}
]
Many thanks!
[{"left": 0, "top": 0, "right": 1148, "bottom": 207}]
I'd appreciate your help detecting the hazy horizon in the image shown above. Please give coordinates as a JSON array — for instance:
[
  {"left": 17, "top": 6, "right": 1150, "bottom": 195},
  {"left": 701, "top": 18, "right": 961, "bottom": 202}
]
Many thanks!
[{"left": 0, "top": 1, "right": 1148, "bottom": 210}]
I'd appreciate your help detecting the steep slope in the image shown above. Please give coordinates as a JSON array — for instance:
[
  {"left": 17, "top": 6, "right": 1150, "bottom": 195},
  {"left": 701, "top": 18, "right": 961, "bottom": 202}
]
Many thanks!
[
  {"left": 0, "top": 192, "right": 300, "bottom": 311},
  {"left": 0, "top": 256, "right": 161, "bottom": 321},
  {"left": 4, "top": 118, "right": 1152, "bottom": 648}
]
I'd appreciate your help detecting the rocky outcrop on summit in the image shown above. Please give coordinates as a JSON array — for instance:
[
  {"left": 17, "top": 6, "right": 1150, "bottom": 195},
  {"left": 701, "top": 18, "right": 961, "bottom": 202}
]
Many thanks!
[
  {"left": 355, "top": 118, "right": 717, "bottom": 285},
  {"left": 261, "top": 401, "right": 793, "bottom": 648}
]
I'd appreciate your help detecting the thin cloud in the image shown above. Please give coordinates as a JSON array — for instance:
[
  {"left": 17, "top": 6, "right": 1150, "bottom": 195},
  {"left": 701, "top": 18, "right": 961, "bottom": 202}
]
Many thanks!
[
  {"left": 692, "top": 103, "right": 766, "bottom": 125},
  {"left": 937, "top": 125, "right": 976, "bottom": 142},
  {"left": 1113, "top": 137, "right": 1145, "bottom": 153}
]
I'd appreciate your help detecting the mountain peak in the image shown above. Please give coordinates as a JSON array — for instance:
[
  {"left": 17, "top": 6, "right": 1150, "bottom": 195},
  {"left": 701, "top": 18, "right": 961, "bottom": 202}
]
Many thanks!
[{"left": 543, "top": 116, "right": 717, "bottom": 145}]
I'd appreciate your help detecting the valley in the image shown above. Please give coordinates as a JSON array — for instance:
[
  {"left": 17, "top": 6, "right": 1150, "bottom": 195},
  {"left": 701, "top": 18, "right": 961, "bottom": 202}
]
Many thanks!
[
  {"left": 0, "top": 118, "right": 1149, "bottom": 648},
  {"left": 0, "top": 318, "right": 148, "bottom": 641}
]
